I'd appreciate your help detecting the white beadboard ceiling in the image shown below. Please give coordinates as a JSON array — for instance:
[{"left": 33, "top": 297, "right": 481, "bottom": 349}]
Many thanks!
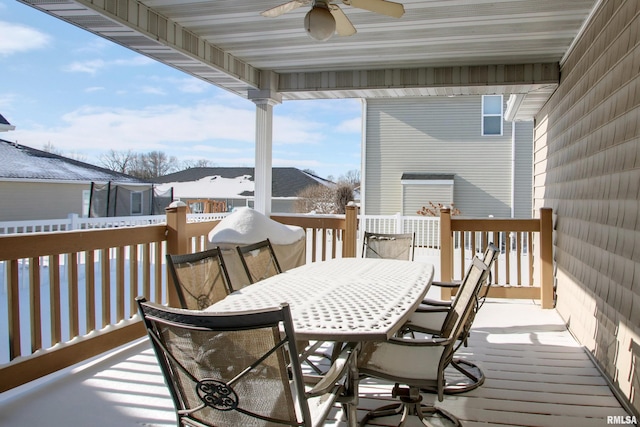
[{"left": 20, "top": 0, "right": 599, "bottom": 119}]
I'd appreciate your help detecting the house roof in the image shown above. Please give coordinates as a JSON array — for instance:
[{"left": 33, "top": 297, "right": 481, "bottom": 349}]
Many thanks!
[
  {"left": 153, "top": 167, "right": 333, "bottom": 198},
  {"left": 19, "top": 0, "right": 599, "bottom": 121},
  {"left": 0, "top": 139, "right": 148, "bottom": 184},
  {"left": 0, "top": 114, "right": 15, "bottom": 132}
]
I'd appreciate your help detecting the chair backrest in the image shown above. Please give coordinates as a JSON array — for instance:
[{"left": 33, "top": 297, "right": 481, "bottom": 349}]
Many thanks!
[
  {"left": 477, "top": 242, "right": 499, "bottom": 307},
  {"left": 362, "top": 231, "right": 415, "bottom": 261},
  {"left": 166, "top": 247, "right": 232, "bottom": 310},
  {"left": 236, "top": 238, "right": 283, "bottom": 285},
  {"left": 440, "top": 246, "right": 496, "bottom": 339},
  {"left": 136, "top": 298, "right": 313, "bottom": 426}
]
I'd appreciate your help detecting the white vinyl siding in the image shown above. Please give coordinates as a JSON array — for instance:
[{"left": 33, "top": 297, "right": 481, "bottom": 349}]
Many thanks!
[
  {"left": 0, "top": 181, "right": 87, "bottom": 221},
  {"left": 365, "top": 96, "right": 515, "bottom": 217},
  {"left": 402, "top": 183, "right": 453, "bottom": 216}
]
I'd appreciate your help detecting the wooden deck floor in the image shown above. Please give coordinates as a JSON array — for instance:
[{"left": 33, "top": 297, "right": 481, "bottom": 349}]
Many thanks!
[{"left": 0, "top": 299, "right": 633, "bottom": 426}]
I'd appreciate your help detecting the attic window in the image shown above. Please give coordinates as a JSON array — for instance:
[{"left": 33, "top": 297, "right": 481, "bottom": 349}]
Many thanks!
[{"left": 482, "top": 95, "right": 503, "bottom": 136}]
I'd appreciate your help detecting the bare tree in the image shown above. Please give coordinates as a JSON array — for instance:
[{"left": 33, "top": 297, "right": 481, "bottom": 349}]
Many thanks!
[
  {"left": 42, "top": 142, "right": 63, "bottom": 155},
  {"left": 294, "top": 184, "right": 335, "bottom": 214},
  {"left": 128, "top": 151, "right": 178, "bottom": 179},
  {"left": 99, "top": 149, "right": 136, "bottom": 173},
  {"left": 338, "top": 169, "right": 360, "bottom": 187},
  {"left": 182, "top": 158, "right": 213, "bottom": 169},
  {"left": 333, "top": 182, "right": 354, "bottom": 214}
]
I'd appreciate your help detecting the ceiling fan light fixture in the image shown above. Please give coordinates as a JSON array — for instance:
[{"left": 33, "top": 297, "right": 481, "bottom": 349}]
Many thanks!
[{"left": 304, "top": 5, "right": 336, "bottom": 41}]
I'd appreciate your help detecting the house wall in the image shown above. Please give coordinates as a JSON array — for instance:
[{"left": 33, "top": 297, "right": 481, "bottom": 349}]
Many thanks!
[
  {"left": 364, "top": 96, "right": 533, "bottom": 218},
  {"left": 534, "top": 0, "right": 640, "bottom": 413},
  {"left": 0, "top": 181, "right": 86, "bottom": 221}
]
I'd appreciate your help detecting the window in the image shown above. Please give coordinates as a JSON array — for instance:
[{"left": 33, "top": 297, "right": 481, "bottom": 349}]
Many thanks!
[
  {"left": 82, "top": 190, "right": 90, "bottom": 217},
  {"left": 482, "top": 95, "right": 503, "bottom": 136},
  {"left": 131, "top": 192, "right": 143, "bottom": 215}
]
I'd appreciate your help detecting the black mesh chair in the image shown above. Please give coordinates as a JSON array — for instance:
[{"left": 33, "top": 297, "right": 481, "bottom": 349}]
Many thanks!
[
  {"left": 362, "top": 232, "right": 415, "bottom": 261},
  {"left": 166, "top": 248, "right": 232, "bottom": 310},
  {"left": 137, "top": 297, "right": 357, "bottom": 427},
  {"left": 236, "top": 238, "right": 283, "bottom": 284},
  {"left": 357, "top": 255, "right": 492, "bottom": 426}
]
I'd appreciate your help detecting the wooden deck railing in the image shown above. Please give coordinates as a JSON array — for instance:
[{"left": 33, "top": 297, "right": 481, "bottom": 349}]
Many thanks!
[
  {"left": 0, "top": 204, "right": 552, "bottom": 393},
  {"left": 0, "top": 206, "right": 358, "bottom": 393},
  {"left": 439, "top": 207, "right": 554, "bottom": 309}
]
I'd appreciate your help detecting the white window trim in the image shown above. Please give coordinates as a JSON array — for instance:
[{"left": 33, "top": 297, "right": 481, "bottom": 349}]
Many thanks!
[{"left": 481, "top": 95, "right": 503, "bottom": 136}]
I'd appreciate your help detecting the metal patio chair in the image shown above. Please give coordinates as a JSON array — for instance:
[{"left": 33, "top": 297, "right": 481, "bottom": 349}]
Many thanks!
[
  {"left": 137, "top": 298, "right": 357, "bottom": 427},
  {"left": 236, "top": 238, "right": 283, "bottom": 285},
  {"left": 166, "top": 247, "right": 232, "bottom": 310},
  {"left": 357, "top": 256, "right": 491, "bottom": 426},
  {"left": 421, "top": 242, "right": 498, "bottom": 309},
  {"left": 362, "top": 231, "right": 415, "bottom": 261},
  {"left": 400, "top": 243, "right": 499, "bottom": 396}
]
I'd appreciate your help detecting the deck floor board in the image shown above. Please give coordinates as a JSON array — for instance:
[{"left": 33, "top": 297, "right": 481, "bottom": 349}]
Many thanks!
[{"left": 0, "top": 299, "right": 633, "bottom": 426}]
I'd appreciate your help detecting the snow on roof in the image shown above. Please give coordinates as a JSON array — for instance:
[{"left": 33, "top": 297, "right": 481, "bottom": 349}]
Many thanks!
[
  {"left": 208, "top": 207, "right": 305, "bottom": 245},
  {"left": 0, "top": 139, "right": 146, "bottom": 184},
  {"left": 155, "top": 175, "right": 254, "bottom": 199}
]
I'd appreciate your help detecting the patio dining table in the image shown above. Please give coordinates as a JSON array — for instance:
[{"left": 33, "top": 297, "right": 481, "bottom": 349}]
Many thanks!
[
  {"left": 206, "top": 257, "right": 434, "bottom": 341},
  {"left": 206, "top": 257, "right": 434, "bottom": 426}
]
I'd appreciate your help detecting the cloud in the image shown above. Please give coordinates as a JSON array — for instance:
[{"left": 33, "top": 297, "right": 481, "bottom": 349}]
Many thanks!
[
  {"left": 336, "top": 117, "right": 362, "bottom": 133},
  {"left": 84, "top": 86, "right": 105, "bottom": 93},
  {"left": 140, "top": 86, "right": 166, "bottom": 95},
  {"left": 63, "top": 56, "right": 154, "bottom": 74},
  {"left": 0, "top": 21, "right": 50, "bottom": 56}
]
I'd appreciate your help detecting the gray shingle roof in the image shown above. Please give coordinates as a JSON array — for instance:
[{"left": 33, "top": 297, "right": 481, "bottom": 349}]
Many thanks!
[
  {"left": 153, "top": 167, "right": 334, "bottom": 198},
  {"left": 0, "top": 114, "right": 11, "bottom": 126},
  {"left": 0, "top": 139, "right": 147, "bottom": 184}
]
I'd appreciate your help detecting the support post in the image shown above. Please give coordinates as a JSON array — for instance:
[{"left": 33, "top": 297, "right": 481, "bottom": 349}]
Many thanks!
[
  {"left": 539, "top": 207, "right": 554, "bottom": 308},
  {"left": 165, "top": 202, "right": 188, "bottom": 307},
  {"left": 440, "top": 208, "right": 453, "bottom": 300},
  {"left": 249, "top": 72, "right": 282, "bottom": 216},
  {"left": 344, "top": 205, "right": 359, "bottom": 258}
]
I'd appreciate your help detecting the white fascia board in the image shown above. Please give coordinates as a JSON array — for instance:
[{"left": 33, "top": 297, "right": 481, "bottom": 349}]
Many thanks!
[{"left": 401, "top": 180, "right": 454, "bottom": 186}]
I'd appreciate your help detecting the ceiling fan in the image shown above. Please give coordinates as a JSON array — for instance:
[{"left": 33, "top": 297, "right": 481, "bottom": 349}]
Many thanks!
[{"left": 261, "top": 0, "right": 405, "bottom": 41}]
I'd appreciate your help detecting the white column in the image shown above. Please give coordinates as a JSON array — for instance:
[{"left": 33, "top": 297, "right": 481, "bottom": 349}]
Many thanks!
[
  {"left": 249, "top": 72, "right": 282, "bottom": 216},
  {"left": 253, "top": 98, "right": 277, "bottom": 215}
]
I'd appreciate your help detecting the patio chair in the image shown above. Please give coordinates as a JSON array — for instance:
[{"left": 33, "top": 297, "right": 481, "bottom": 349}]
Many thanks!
[
  {"left": 357, "top": 256, "right": 491, "bottom": 426},
  {"left": 236, "top": 238, "right": 283, "bottom": 285},
  {"left": 236, "top": 239, "right": 333, "bottom": 375},
  {"left": 362, "top": 231, "right": 414, "bottom": 261},
  {"left": 400, "top": 243, "right": 499, "bottom": 396},
  {"left": 421, "top": 242, "right": 497, "bottom": 309},
  {"left": 136, "top": 297, "right": 356, "bottom": 427},
  {"left": 166, "top": 248, "right": 232, "bottom": 310}
]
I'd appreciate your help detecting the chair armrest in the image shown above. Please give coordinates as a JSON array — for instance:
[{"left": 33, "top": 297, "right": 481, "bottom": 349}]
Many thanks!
[
  {"left": 414, "top": 304, "right": 449, "bottom": 313},
  {"left": 431, "top": 280, "right": 461, "bottom": 288},
  {"left": 421, "top": 298, "right": 452, "bottom": 307},
  {"left": 306, "top": 342, "right": 356, "bottom": 397}
]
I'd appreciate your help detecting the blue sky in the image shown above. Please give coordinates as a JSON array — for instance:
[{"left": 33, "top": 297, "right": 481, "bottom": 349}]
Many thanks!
[{"left": 0, "top": 1, "right": 362, "bottom": 180}]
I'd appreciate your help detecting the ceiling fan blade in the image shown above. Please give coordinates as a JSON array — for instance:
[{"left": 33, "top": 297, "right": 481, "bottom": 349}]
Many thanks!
[
  {"left": 261, "top": 0, "right": 309, "bottom": 17},
  {"left": 347, "top": 0, "right": 405, "bottom": 18},
  {"left": 329, "top": 5, "right": 357, "bottom": 36}
]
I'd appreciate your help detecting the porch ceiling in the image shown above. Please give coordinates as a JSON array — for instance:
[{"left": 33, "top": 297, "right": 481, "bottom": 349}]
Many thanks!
[{"left": 20, "top": 0, "right": 598, "bottom": 119}]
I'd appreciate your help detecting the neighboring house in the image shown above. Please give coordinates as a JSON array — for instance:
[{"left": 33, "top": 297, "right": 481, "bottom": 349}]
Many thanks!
[
  {"left": 0, "top": 139, "right": 159, "bottom": 221},
  {"left": 153, "top": 167, "right": 334, "bottom": 213},
  {"left": 362, "top": 95, "right": 533, "bottom": 218},
  {"left": 0, "top": 114, "right": 15, "bottom": 132}
]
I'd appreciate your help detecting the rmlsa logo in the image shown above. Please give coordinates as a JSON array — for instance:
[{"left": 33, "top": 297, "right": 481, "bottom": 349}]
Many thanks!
[{"left": 607, "top": 415, "right": 638, "bottom": 425}]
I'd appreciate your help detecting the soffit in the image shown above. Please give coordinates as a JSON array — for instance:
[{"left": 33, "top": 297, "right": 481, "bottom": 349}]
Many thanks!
[{"left": 20, "top": 0, "right": 599, "bottom": 119}]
